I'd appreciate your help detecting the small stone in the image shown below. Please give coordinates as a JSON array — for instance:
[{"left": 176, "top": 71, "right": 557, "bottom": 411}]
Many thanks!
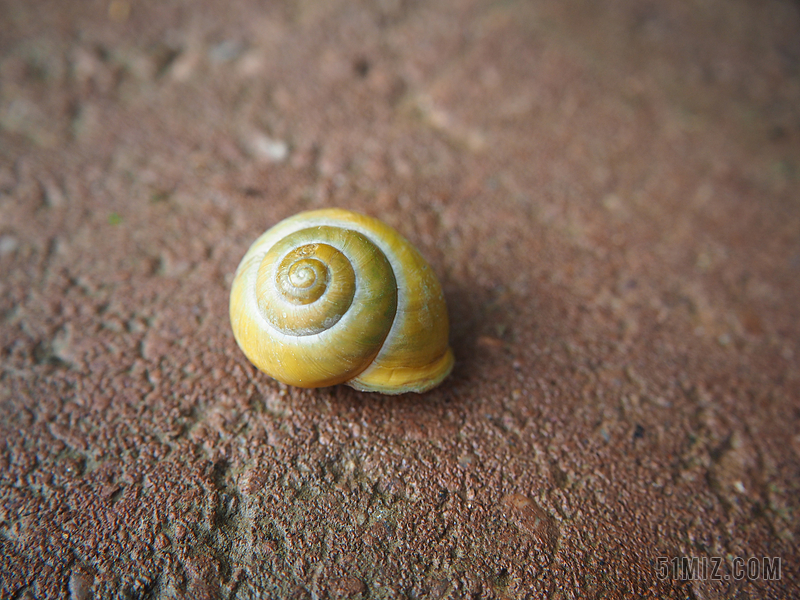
[
  {"left": 0, "top": 235, "right": 18, "bottom": 256},
  {"left": 248, "top": 133, "right": 289, "bottom": 163}
]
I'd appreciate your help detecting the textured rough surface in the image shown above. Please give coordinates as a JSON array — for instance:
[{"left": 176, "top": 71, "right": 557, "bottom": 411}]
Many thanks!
[{"left": 1, "top": 0, "right": 799, "bottom": 598}]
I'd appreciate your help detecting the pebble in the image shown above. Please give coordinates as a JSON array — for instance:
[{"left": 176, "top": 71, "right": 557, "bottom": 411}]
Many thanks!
[
  {"left": 0, "top": 235, "right": 18, "bottom": 256},
  {"left": 249, "top": 133, "right": 289, "bottom": 163}
]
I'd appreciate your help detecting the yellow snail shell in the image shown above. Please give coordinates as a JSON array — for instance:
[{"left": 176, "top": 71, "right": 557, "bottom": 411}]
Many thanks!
[{"left": 229, "top": 208, "right": 454, "bottom": 394}]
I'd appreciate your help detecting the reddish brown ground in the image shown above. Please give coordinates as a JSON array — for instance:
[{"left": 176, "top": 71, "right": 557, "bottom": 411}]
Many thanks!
[{"left": 1, "top": 0, "right": 799, "bottom": 598}]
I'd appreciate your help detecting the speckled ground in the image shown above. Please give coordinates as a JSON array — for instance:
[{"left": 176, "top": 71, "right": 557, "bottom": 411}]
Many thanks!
[{"left": 1, "top": 0, "right": 799, "bottom": 598}]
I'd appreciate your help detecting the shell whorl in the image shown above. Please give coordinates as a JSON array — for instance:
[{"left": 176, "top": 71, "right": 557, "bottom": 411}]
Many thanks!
[
  {"left": 230, "top": 208, "right": 454, "bottom": 394},
  {"left": 255, "top": 226, "right": 396, "bottom": 339}
]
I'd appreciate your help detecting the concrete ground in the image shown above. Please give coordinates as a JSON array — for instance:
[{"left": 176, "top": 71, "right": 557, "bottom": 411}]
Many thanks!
[{"left": 1, "top": 0, "right": 798, "bottom": 598}]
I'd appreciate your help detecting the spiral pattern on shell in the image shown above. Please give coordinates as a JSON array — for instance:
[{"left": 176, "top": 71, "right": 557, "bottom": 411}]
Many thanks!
[{"left": 229, "top": 208, "right": 454, "bottom": 394}]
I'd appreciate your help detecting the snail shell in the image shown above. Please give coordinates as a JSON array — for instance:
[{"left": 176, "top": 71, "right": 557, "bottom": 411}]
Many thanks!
[{"left": 229, "top": 208, "right": 454, "bottom": 394}]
